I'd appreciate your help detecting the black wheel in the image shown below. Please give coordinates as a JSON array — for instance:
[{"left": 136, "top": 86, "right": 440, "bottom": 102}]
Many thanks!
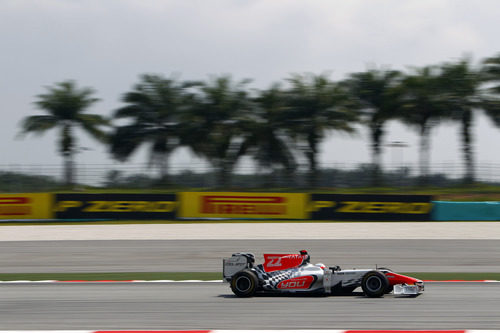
[
  {"left": 230, "top": 269, "right": 258, "bottom": 297},
  {"left": 385, "top": 285, "right": 394, "bottom": 294},
  {"left": 377, "top": 268, "right": 393, "bottom": 294},
  {"left": 361, "top": 271, "right": 389, "bottom": 298}
]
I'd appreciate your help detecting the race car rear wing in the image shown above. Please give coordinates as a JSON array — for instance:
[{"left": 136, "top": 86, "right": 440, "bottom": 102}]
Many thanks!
[{"left": 223, "top": 253, "right": 255, "bottom": 282}]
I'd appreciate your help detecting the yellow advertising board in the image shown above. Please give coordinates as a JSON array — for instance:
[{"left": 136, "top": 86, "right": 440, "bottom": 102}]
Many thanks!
[
  {"left": 0, "top": 193, "right": 53, "bottom": 219},
  {"left": 179, "top": 192, "right": 307, "bottom": 219}
]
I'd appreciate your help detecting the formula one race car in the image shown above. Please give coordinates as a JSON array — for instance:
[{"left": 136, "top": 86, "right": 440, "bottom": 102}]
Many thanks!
[{"left": 223, "top": 250, "right": 424, "bottom": 298}]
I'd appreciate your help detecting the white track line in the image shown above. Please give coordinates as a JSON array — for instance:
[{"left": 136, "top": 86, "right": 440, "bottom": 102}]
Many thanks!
[
  {"left": 0, "top": 280, "right": 222, "bottom": 284},
  {"left": 0, "top": 279, "right": 498, "bottom": 284}
]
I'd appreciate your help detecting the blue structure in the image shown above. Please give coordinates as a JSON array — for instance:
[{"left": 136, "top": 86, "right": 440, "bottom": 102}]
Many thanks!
[{"left": 432, "top": 201, "right": 500, "bottom": 221}]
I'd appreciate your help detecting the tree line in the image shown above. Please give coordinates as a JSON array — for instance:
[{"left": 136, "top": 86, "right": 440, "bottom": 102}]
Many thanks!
[{"left": 20, "top": 55, "right": 500, "bottom": 188}]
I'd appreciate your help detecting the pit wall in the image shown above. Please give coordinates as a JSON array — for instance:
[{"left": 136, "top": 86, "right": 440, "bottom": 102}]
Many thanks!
[{"left": 0, "top": 192, "right": 498, "bottom": 221}]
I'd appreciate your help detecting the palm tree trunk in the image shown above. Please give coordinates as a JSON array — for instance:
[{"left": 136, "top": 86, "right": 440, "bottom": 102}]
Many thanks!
[
  {"left": 307, "top": 131, "right": 318, "bottom": 188},
  {"left": 284, "top": 158, "right": 296, "bottom": 188},
  {"left": 370, "top": 123, "right": 383, "bottom": 186},
  {"left": 158, "top": 153, "right": 169, "bottom": 185},
  {"left": 419, "top": 125, "right": 431, "bottom": 185},
  {"left": 60, "top": 124, "right": 75, "bottom": 187},
  {"left": 306, "top": 151, "right": 317, "bottom": 188},
  {"left": 63, "top": 153, "right": 74, "bottom": 187},
  {"left": 461, "top": 111, "right": 474, "bottom": 184},
  {"left": 216, "top": 159, "right": 232, "bottom": 188}
]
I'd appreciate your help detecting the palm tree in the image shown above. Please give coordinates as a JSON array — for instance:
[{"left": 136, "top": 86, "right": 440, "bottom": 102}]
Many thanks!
[
  {"left": 481, "top": 55, "right": 500, "bottom": 127},
  {"left": 439, "top": 59, "right": 489, "bottom": 183},
  {"left": 343, "top": 68, "right": 401, "bottom": 185},
  {"left": 397, "top": 66, "right": 448, "bottom": 183},
  {"left": 20, "top": 80, "right": 107, "bottom": 186},
  {"left": 110, "top": 74, "right": 189, "bottom": 184},
  {"left": 240, "top": 84, "right": 297, "bottom": 186},
  {"left": 286, "top": 73, "right": 358, "bottom": 187},
  {"left": 181, "top": 75, "right": 252, "bottom": 187}
]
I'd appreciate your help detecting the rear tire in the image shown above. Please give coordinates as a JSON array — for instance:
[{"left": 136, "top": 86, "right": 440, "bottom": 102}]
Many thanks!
[
  {"left": 230, "top": 269, "right": 258, "bottom": 297},
  {"left": 361, "top": 271, "right": 389, "bottom": 298}
]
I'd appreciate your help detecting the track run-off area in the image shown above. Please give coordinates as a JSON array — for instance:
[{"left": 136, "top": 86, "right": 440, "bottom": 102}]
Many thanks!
[{"left": 1, "top": 221, "right": 500, "bottom": 329}]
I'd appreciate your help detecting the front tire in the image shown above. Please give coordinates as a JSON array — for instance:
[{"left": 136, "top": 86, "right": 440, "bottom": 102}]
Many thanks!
[
  {"left": 361, "top": 271, "right": 389, "bottom": 298},
  {"left": 230, "top": 269, "right": 258, "bottom": 297},
  {"left": 385, "top": 285, "right": 394, "bottom": 294}
]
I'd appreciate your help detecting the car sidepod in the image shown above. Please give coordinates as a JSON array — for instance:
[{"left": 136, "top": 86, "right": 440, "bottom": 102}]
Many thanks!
[{"left": 252, "top": 263, "right": 326, "bottom": 293}]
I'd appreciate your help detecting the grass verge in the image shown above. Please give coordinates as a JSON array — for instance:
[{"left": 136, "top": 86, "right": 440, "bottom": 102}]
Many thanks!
[
  {"left": 0, "top": 272, "right": 222, "bottom": 281},
  {"left": 1, "top": 272, "right": 500, "bottom": 281},
  {"left": 403, "top": 272, "right": 500, "bottom": 281}
]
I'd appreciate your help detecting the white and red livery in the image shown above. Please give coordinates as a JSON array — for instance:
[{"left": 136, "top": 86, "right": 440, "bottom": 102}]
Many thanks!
[{"left": 223, "top": 250, "right": 424, "bottom": 297}]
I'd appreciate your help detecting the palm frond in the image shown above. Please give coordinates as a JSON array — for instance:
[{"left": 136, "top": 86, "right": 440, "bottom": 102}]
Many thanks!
[
  {"left": 20, "top": 115, "right": 58, "bottom": 135},
  {"left": 35, "top": 81, "right": 99, "bottom": 119},
  {"left": 76, "top": 114, "right": 110, "bottom": 143},
  {"left": 109, "top": 125, "right": 147, "bottom": 161}
]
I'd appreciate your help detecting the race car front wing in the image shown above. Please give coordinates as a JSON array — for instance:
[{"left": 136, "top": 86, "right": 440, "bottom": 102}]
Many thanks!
[{"left": 393, "top": 281, "right": 424, "bottom": 295}]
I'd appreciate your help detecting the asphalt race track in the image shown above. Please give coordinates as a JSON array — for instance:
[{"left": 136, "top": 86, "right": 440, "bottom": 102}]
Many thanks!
[
  {"left": 2, "top": 223, "right": 500, "bottom": 329},
  {"left": 1, "top": 282, "right": 500, "bottom": 329},
  {"left": 2, "top": 239, "right": 500, "bottom": 273}
]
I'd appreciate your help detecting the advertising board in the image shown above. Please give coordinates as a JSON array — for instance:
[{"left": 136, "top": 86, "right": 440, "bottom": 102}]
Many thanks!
[
  {"left": 179, "top": 192, "right": 307, "bottom": 219},
  {"left": 308, "top": 194, "right": 433, "bottom": 221},
  {"left": 0, "top": 193, "right": 52, "bottom": 219},
  {"left": 54, "top": 193, "right": 177, "bottom": 220}
]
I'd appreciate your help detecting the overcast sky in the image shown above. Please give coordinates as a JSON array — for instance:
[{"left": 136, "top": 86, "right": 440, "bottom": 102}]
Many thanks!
[{"left": 1, "top": 0, "right": 500, "bottom": 180}]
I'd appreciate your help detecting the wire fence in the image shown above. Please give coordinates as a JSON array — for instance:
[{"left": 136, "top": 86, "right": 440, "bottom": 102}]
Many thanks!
[{"left": 1, "top": 161, "right": 499, "bottom": 192}]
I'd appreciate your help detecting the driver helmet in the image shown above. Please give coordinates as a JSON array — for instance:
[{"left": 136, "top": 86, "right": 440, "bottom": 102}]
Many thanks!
[{"left": 299, "top": 250, "right": 310, "bottom": 263}]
